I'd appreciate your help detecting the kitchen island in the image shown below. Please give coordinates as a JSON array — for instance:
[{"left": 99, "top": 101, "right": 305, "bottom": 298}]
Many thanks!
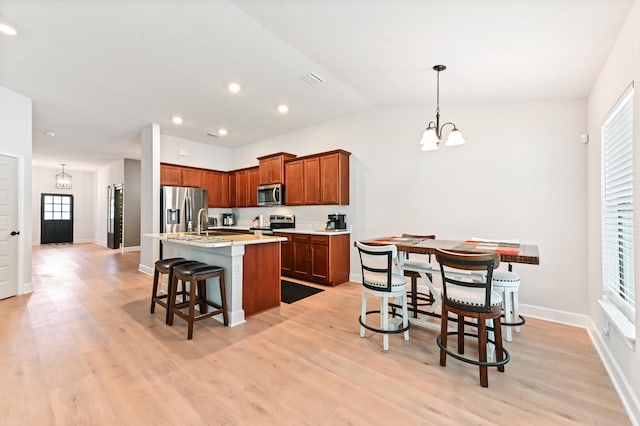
[{"left": 146, "top": 232, "right": 286, "bottom": 327}]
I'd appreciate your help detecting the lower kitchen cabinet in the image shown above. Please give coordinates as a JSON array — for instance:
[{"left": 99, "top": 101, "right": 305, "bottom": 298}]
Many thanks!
[{"left": 277, "top": 232, "right": 350, "bottom": 286}]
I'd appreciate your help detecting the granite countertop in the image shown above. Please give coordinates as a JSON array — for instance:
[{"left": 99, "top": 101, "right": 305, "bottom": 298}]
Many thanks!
[
  {"left": 209, "top": 226, "right": 351, "bottom": 236},
  {"left": 145, "top": 232, "right": 286, "bottom": 248}
]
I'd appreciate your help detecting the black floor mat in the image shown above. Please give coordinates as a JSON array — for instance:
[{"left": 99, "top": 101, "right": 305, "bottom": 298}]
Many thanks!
[{"left": 281, "top": 280, "right": 324, "bottom": 304}]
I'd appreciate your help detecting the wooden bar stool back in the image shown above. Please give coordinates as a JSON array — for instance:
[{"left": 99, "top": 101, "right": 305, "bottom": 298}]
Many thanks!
[
  {"left": 169, "top": 263, "right": 229, "bottom": 340},
  {"left": 435, "top": 249, "right": 510, "bottom": 387}
]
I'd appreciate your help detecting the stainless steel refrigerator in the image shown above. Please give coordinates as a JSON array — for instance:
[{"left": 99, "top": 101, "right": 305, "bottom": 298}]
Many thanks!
[{"left": 161, "top": 186, "right": 208, "bottom": 233}]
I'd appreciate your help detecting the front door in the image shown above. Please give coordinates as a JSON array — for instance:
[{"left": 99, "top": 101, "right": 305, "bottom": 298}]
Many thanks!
[
  {"left": 41, "top": 194, "right": 74, "bottom": 244},
  {"left": 0, "top": 154, "right": 19, "bottom": 300}
]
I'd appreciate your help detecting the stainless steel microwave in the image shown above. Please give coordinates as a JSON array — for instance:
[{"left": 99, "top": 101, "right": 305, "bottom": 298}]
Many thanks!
[{"left": 257, "top": 183, "right": 284, "bottom": 206}]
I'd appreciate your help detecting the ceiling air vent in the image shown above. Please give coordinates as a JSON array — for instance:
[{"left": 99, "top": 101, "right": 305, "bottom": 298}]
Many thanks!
[
  {"left": 301, "top": 72, "right": 324, "bottom": 86},
  {"left": 206, "top": 132, "right": 218, "bottom": 138}
]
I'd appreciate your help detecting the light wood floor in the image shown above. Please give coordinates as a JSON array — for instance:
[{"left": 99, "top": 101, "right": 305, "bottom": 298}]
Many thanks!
[{"left": 0, "top": 243, "right": 629, "bottom": 425}]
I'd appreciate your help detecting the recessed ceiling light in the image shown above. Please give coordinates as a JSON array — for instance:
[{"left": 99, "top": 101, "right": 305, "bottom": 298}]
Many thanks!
[
  {"left": 172, "top": 116, "right": 183, "bottom": 124},
  {"left": 228, "top": 82, "right": 242, "bottom": 93},
  {"left": 218, "top": 128, "right": 228, "bottom": 136},
  {"left": 0, "top": 23, "right": 17, "bottom": 36},
  {"left": 44, "top": 130, "right": 56, "bottom": 137},
  {"left": 277, "top": 104, "right": 289, "bottom": 114}
]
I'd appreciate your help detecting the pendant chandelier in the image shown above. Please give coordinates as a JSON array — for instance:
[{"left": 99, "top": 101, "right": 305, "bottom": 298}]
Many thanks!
[
  {"left": 55, "top": 163, "right": 72, "bottom": 189},
  {"left": 419, "top": 65, "right": 466, "bottom": 151}
]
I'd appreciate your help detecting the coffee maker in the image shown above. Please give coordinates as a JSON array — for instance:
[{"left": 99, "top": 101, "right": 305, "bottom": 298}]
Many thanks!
[
  {"left": 222, "top": 213, "right": 235, "bottom": 226},
  {"left": 326, "top": 213, "right": 346, "bottom": 230}
]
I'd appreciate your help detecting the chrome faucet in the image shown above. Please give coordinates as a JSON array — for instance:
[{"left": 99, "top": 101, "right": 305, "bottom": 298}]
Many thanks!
[{"left": 197, "top": 208, "right": 208, "bottom": 235}]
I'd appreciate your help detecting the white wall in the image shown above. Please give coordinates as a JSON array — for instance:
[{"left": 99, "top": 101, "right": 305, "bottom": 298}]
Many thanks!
[
  {"left": 0, "top": 86, "right": 33, "bottom": 295},
  {"left": 161, "top": 134, "right": 233, "bottom": 170},
  {"left": 31, "top": 166, "right": 95, "bottom": 244},
  {"left": 587, "top": 1, "right": 640, "bottom": 422},
  {"left": 236, "top": 100, "right": 588, "bottom": 317}
]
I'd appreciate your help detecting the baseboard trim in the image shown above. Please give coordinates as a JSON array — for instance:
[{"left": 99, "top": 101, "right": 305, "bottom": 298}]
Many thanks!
[
  {"left": 138, "top": 264, "right": 153, "bottom": 275},
  {"left": 19, "top": 282, "right": 33, "bottom": 295},
  {"left": 122, "top": 246, "right": 141, "bottom": 253},
  {"left": 519, "top": 303, "right": 591, "bottom": 328},
  {"left": 588, "top": 323, "right": 640, "bottom": 426}
]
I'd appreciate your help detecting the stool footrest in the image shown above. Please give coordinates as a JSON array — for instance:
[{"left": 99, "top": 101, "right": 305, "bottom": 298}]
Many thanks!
[
  {"left": 359, "top": 310, "right": 410, "bottom": 334},
  {"left": 501, "top": 314, "right": 525, "bottom": 327},
  {"left": 437, "top": 332, "right": 510, "bottom": 367}
]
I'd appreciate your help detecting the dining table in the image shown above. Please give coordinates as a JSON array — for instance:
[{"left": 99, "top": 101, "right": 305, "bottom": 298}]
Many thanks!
[{"left": 357, "top": 236, "right": 540, "bottom": 329}]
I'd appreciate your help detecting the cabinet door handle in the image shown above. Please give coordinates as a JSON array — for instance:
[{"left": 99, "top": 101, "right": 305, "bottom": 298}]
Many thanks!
[{"left": 10, "top": 231, "right": 20, "bottom": 236}]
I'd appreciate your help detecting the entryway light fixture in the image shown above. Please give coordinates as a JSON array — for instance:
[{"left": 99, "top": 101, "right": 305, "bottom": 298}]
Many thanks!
[
  {"left": 419, "top": 65, "right": 466, "bottom": 151},
  {"left": 55, "top": 164, "right": 72, "bottom": 189}
]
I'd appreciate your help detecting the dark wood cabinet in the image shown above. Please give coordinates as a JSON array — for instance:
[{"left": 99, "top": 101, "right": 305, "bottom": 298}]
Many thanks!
[
  {"left": 203, "top": 170, "right": 230, "bottom": 208},
  {"left": 232, "top": 167, "right": 259, "bottom": 207},
  {"left": 276, "top": 233, "right": 293, "bottom": 274},
  {"left": 161, "top": 149, "right": 348, "bottom": 208},
  {"left": 282, "top": 232, "right": 350, "bottom": 286},
  {"left": 234, "top": 169, "right": 248, "bottom": 207},
  {"left": 160, "top": 164, "right": 182, "bottom": 186},
  {"left": 258, "top": 153, "right": 296, "bottom": 184},
  {"left": 284, "top": 160, "right": 304, "bottom": 205},
  {"left": 160, "top": 163, "right": 204, "bottom": 187},
  {"left": 181, "top": 167, "right": 203, "bottom": 187},
  {"left": 284, "top": 150, "right": 350, "bottom": 206},
  {"left": 292, "top": 234, "right": 310, "bottom": 276},
  {"left": 248, "top": 167, "right": 260, "bottom": 207},
  {"left": 310, "top": 235, "right": 329, "bottom": 281},
  {"left": 320, "top": 151, "right": 349, "bottom": 205}
]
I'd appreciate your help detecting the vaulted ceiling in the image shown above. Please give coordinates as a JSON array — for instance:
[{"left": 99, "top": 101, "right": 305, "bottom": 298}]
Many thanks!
[{"left": 0, "top": 0, "right": 633, "bottom": 170}]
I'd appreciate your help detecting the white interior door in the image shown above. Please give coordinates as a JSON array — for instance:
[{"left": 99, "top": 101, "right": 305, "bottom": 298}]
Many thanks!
[{"left": 0, "top": 154, "right": 18, "bottom": 299}]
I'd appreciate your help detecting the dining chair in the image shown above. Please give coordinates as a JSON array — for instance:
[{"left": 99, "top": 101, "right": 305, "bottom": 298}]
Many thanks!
[
  {"left": 401, "top": 233, "right": 436, "bottom": 318},
  {"left": 435, "top": 249, "right": 510, "bottom": 387},
  {"left": 356, "top": 241, "right": 410, "bottom": 351}
]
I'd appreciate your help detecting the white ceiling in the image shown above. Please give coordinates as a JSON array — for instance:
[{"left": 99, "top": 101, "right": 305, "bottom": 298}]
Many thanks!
[{"left": 0, "top": 0, "right": 633, "bottom": 171}]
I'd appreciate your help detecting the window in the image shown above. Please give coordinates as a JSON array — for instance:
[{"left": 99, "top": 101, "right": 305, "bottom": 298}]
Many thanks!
[
  {"left": 601, "top": 84, "right": 635, "bottom": 327},
  {"left": 43, "top": 194, "right": 72, "bottom": 221}
]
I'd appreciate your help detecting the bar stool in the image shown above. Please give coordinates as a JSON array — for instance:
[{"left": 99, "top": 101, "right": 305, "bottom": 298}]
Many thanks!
[
  {"left": 356, "top": 241, "right": 410, "bottom": 351},
  {"left": 492, "top": 269, "right": 525, "bottom": 341},
  {"left": 169, "top": 262, "right": 229, "bottom": 340},
  {"left": 435, "top": 249, "right": 509, "bottom": 388},
  {"left": 150, "top": 258, "right": 197, "bottom": 324}
]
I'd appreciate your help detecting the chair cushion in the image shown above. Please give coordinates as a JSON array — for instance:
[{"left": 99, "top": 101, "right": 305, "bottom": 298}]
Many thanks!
[
  {"left": 173, "top": 262, "right": 208, "bottom": 278},
  {"left": 363, "top": 271, "right": 407, "bottom": 290},
  {"left": 154, "top": 257, "right": 187, "bottom": 273},
  {"left": 446, "top": 286, "right": 503, "bottom": 307},
  {"left": 492, "top": 270, "right": 521, "bottom": 287},
  {"left": 191, "top": 265, "right": 225, "bottom": 276}
]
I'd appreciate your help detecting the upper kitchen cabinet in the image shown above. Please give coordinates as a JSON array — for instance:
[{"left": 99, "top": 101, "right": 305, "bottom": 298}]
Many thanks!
[
  {"left": 320, "top": 150, "right": 350, "bottom": 205},
  {"left": 233, "top": 166, "right": 260, "bottom": 207},
  {"left": 203, "top": 170, "right": 230, "bottom": 208},
  {"left": 160, "top": 164, "right": 182, "bottom": 186},
  {"left": 181, "top": 167, "right": 203, "bottom": 187},
  {"left": 258, "top": 153, "right": 296, "bottom": 185},
  {"left": 284, "top": 150, "right": 350, "bottom": 206},
  {"left": 160, "top": 163, "right": 203, "bottom": 188},
  {"left": 248, "top": 167, "right": 260, "bottom": 206}
]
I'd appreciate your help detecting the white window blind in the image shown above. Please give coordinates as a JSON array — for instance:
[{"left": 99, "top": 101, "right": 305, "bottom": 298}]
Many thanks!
[{"left": 602, "top": 85, "right": 635, "bottom": 323}]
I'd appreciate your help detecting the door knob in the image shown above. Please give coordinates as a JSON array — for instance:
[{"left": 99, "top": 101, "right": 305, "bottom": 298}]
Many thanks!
[{"left": 10, "top": 231, "right": 20, "bottom": 236}]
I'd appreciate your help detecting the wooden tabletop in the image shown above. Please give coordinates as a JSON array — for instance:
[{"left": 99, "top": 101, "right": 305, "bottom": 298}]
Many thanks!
[{"left": 358, "top": 237, "right": 540, "bottom": 265}]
